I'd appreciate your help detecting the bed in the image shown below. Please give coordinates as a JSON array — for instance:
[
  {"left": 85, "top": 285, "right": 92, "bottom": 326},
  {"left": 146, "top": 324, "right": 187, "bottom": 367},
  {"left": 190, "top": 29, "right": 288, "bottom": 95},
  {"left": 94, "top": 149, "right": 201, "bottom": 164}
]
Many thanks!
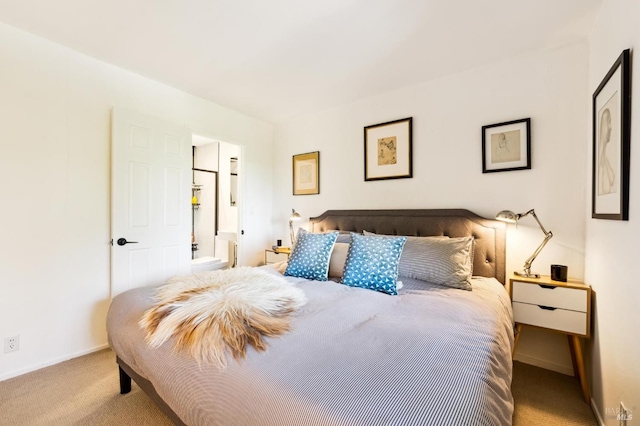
[{"left": 107, "top": 209, "right": 513, "bottom": 425}]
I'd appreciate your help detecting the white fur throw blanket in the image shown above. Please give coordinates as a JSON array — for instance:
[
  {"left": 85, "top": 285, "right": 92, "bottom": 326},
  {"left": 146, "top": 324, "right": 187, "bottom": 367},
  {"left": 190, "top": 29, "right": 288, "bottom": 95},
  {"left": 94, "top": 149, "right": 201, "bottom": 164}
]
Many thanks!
[{"left": 139, "top": 267, "right": 307, "bottom": 369}]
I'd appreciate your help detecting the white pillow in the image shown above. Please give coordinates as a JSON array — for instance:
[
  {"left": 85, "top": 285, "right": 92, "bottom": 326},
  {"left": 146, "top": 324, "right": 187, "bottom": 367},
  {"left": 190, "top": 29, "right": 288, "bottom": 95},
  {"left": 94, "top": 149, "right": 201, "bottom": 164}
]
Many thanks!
[
  {"left": 328, "top": 242, "right": 350, "bottom": 278},
  {"left": 399, "top": 237, "right": 475, "bottom": 290}
]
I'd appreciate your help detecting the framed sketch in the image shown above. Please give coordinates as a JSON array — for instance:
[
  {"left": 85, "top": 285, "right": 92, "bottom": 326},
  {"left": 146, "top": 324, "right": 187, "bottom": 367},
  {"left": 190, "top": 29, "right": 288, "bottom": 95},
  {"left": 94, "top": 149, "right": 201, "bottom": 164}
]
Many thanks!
[
  {"left": 364, "top": 117, "right": 413, "bottom": 181},
  {"left": 482, "top": 118, "right": 531, "bottom": 173},
  {"left": 292, "top": 151, "right": 319, "bottom": 195},
  {"left": 592, "top": 49, "right": 631, "bottom": 220}
]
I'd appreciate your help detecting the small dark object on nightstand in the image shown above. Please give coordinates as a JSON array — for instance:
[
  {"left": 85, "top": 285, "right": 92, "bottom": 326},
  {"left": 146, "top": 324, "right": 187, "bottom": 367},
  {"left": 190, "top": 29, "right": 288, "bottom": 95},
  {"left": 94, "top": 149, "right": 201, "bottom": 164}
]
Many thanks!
[{"left": 551, "top": 265, "right": 568, "bottom": 282}]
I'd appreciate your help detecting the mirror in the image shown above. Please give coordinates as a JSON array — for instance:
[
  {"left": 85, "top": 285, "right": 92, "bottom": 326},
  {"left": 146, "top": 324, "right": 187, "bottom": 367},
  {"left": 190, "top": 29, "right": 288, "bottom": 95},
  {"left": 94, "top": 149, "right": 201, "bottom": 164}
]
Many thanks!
[{"left": 230, "top": 157, "right": 238, "bottom": 206}]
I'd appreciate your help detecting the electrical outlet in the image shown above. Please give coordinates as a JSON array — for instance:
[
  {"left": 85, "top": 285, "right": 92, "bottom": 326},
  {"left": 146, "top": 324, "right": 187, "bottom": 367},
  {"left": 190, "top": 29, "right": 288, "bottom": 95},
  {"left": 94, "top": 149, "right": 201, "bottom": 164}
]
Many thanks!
[
  {"left": 4, "top": 336, "right": 19, "bottom": 353},
  {"left": 619, "top": 402, "right": 630, "bottom": 426},
  {"left": 4, "top": 335, "right": 19, "bottom": 353}
]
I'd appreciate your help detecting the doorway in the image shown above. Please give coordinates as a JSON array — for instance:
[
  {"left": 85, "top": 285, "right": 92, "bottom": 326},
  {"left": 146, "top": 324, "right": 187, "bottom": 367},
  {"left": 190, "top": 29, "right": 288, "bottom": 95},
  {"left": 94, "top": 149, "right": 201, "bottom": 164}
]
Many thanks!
[
  {"left": 111, "top": 108, "right": 244, "bottom": 297},
  {"left": 191, "top": 134, "right": 241, "bottom": 268}
]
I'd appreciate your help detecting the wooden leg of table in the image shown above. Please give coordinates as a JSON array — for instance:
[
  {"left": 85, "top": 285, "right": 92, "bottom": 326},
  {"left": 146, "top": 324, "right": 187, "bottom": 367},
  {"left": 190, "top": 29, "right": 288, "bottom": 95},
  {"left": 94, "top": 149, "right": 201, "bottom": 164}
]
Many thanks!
[
  {"left": 568, "top": 335, "right": 579, "bottom": 377},
  {"left": 570, "top": 335, "right": 590, "bottom": 403},
  {"left": 512, "top": 323, "right": 523, "bottom": 358}
]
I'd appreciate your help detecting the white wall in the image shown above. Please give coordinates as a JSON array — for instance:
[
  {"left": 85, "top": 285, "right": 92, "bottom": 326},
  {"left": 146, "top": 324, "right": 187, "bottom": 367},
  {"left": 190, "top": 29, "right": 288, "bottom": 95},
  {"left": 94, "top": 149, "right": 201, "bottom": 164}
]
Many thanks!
[
  {"left": 273, "top": 42, "right": 590, "bottom": 374},
  {"left": 216, "top": 142, "right": 241, "bottom": 265},
  {"left": 193, "top": 141, "right": 219, "bottom": 171},
  {"left": 0, "top": 22, "right": 274, "bottom": 380},
  {"left": 193, "top": 142, "right": 219, "bottom": 260},
  {"left": 586, "top": 0, "right": 640, "bottom": 423},
  {"left": 193, "top": 170, "right": 217, "bottom": 258}
]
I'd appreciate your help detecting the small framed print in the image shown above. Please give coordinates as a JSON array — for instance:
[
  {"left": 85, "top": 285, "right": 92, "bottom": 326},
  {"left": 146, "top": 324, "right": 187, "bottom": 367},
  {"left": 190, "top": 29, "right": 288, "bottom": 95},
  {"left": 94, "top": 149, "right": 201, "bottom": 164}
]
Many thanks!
[
  {"left": 482, "top": 118, "right": 531, "bottom": 173},
  {"left": 292, "top": 151, "right": 319, "bottom": 195},
  {"left": 592, "top": 49, "right": 631, "bottom": 221},
  {"left": 364, "top": 117, "right": 413, "bottom": 181}
]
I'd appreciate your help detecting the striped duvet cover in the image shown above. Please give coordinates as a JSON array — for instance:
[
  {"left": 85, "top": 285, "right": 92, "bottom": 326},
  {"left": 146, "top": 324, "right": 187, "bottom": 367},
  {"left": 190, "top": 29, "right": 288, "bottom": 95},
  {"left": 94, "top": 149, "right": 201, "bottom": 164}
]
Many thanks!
[{"left": 107, "top": 269, "right": 514, "bottom": 425}]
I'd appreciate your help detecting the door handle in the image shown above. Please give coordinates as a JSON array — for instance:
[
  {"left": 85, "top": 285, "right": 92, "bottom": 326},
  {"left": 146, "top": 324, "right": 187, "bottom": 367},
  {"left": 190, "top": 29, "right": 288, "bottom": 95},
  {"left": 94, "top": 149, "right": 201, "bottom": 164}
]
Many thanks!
[{"left": 117, "top": 238, "right": 139, "bottom": 246}]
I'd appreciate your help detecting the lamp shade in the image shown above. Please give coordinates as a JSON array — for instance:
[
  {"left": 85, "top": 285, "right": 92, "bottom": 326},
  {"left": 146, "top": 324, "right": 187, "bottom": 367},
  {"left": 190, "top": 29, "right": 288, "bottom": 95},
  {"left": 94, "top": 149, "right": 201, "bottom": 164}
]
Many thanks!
[
  {"left": 290, "top": 209, "right": 301, "bottom": 221},
  {"left": 289, "top": 209, "right": 302, "bottom": 245},
  {"left": 495, "top": 210, "right": 518, "bottom": 223}
]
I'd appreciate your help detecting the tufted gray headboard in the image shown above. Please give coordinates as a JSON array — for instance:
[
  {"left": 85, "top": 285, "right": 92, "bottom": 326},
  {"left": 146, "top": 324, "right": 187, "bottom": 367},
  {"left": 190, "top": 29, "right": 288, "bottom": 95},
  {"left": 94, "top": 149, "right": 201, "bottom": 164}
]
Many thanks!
[{"left": 309, "top": 209, "right": 506, "bottom": 284}]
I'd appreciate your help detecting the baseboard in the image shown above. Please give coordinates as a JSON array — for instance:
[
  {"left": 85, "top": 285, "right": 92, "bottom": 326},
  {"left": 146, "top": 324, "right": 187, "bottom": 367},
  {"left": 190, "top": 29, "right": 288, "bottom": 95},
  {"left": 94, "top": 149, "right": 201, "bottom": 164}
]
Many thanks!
[
  {"left": 0, "top": 343, "right": 110, "bottom": 382},
  {"left": 590, "top": 398, "right": 605, "bottom": 426},
  {"left": 514, "top": 352, "right": 574, "bottom": 376}
]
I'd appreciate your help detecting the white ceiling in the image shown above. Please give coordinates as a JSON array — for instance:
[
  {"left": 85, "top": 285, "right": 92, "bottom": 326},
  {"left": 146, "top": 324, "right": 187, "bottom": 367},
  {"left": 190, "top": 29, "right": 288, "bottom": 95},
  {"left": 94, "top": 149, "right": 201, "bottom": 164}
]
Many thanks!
[{"left": 0, "top": 0, "right": 602, "bottom": 123}]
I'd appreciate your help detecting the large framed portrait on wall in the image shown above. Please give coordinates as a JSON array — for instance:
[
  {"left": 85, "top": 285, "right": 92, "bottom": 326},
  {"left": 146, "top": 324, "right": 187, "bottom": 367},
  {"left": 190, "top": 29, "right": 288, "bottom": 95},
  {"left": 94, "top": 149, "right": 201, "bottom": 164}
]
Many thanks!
[{"left": 592, "top": 49, "right": 631, "bottom": 220}]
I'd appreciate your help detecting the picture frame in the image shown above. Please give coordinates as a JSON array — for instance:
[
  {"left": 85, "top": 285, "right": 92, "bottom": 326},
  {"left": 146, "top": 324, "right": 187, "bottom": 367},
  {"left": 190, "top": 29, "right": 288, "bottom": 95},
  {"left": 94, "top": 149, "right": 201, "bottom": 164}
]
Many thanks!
[
  {"left": 482, "top": 118, "right": 531, "bottom": 173},
  {"left": 364, "top": 117, "right": 412, "bottom": 181},
  {"left": 592, "top": 49, "right": 631, "bottom": 221},
  {"left": 292, "top": 151, "right": 319, "bottom": 195}
]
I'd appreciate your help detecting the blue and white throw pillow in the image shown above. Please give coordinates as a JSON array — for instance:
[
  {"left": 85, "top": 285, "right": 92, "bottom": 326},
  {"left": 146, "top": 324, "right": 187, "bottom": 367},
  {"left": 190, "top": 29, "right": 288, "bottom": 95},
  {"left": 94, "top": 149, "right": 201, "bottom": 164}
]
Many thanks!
[
  {"left": 341, "top": 233, "right": 407, "bottom": 295},
  {"left": 284, "top": 229, "right": 339, "bottom": 281}
]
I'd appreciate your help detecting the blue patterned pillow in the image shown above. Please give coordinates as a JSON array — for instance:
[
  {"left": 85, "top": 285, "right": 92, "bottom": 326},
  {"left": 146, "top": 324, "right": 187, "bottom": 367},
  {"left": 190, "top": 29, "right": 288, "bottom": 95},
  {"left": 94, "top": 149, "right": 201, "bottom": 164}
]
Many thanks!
[
  {"left": 284, "top": 229, "right": 339, "bottom": 281},
  {"left": 341, "top": 233, "right": 407, "bottom": 295}
]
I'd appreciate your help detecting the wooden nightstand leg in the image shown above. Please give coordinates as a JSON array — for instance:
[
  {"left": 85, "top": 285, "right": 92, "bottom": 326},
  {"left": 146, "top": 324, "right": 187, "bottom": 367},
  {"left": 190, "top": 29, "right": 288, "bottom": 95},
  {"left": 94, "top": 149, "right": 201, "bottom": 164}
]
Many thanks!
[
  {"left": 570, "top": 335, "right": 590, "bottom": 403},
  {"left": 512, "top": 323, "right": 523, "bottom": 358},
  {"left": 568, "top": 335, "right": 579, "bottom": 377}
]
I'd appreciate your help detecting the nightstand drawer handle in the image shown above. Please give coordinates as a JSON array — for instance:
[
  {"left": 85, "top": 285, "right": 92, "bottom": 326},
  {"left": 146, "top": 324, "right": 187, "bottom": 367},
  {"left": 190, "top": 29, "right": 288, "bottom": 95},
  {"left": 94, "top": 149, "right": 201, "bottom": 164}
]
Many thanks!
[
  {"left": 538, "top": 305, "right": 557, "bottom": 311},
  {"left": 538, "top": 284, "right": 556, "bottom": 289}
]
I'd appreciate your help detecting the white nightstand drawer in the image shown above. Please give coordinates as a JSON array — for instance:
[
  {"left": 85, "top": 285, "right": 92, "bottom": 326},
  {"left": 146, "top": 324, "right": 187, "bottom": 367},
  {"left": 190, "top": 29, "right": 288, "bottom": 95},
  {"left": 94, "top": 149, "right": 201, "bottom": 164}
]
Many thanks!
[
  {"left": 513, "top": 301, "right": 587, "bottom": 335},
  {"left": 512, "top": 281, "right": 587, "bottom": 312},
  {"left": 265, "top": 250, "right": 289, "bottom": 264}
]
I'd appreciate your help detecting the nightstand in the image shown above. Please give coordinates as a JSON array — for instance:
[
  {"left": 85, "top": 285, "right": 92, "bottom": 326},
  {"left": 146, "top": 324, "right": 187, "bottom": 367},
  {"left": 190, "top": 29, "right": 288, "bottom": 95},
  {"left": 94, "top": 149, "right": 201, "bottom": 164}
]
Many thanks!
[
  {"left": 264, "top": 248, "right": 290, "bottom": 264},
  {"left": 510, "top": 274, "right": 592, "bottom": 403}
]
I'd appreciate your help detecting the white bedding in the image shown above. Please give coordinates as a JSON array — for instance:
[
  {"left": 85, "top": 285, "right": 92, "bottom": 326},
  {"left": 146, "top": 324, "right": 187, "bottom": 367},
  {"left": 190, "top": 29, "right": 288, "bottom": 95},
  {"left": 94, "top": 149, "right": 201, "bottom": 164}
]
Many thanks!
[{"left": 107, "top": 270, "right": 514, "bottom": 425}]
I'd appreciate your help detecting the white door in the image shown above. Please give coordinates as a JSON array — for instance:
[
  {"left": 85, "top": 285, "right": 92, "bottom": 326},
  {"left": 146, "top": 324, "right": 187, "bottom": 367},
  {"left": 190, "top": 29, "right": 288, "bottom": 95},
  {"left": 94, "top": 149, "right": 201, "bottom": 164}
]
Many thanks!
[{"left": 111, "top": 108, "right": 192, "bottom": 297}]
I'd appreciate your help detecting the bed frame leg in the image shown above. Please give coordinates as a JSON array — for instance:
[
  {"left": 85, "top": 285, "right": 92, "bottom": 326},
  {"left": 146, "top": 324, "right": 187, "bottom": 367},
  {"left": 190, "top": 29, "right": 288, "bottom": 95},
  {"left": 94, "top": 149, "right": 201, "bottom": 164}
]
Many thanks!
[{"left": 119, "top": 365, "right": 132, "bottom": 394}]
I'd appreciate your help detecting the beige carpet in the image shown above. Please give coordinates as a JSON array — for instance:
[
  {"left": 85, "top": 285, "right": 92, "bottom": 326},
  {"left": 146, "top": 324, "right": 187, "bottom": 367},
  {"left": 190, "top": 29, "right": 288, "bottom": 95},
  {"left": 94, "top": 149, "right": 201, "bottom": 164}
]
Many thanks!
[
  {"left": 512, "top": 361, "right": 598, "bottom": 425},
  {"left": 0, "top": 349, "right": 172, "bottom": 426},
  {"left": 0, "top": 349, "right": 597, "bottom": 425}
]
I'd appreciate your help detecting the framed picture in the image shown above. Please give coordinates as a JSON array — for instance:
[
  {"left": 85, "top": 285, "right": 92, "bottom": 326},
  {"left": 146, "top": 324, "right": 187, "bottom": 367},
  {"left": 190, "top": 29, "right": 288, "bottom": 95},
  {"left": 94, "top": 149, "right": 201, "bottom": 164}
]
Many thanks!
[
  {"left": 482, "top": 118, "right": 531, "bottom": 173},
  {"left": 364, "top": 117, "right": 412, "bottom": 181},
  {"left": 592, "top": 49, "right": 631, "bottom": 220},
  {"left": 292, "top": 151, "right": 319, "bottom": 195}
]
